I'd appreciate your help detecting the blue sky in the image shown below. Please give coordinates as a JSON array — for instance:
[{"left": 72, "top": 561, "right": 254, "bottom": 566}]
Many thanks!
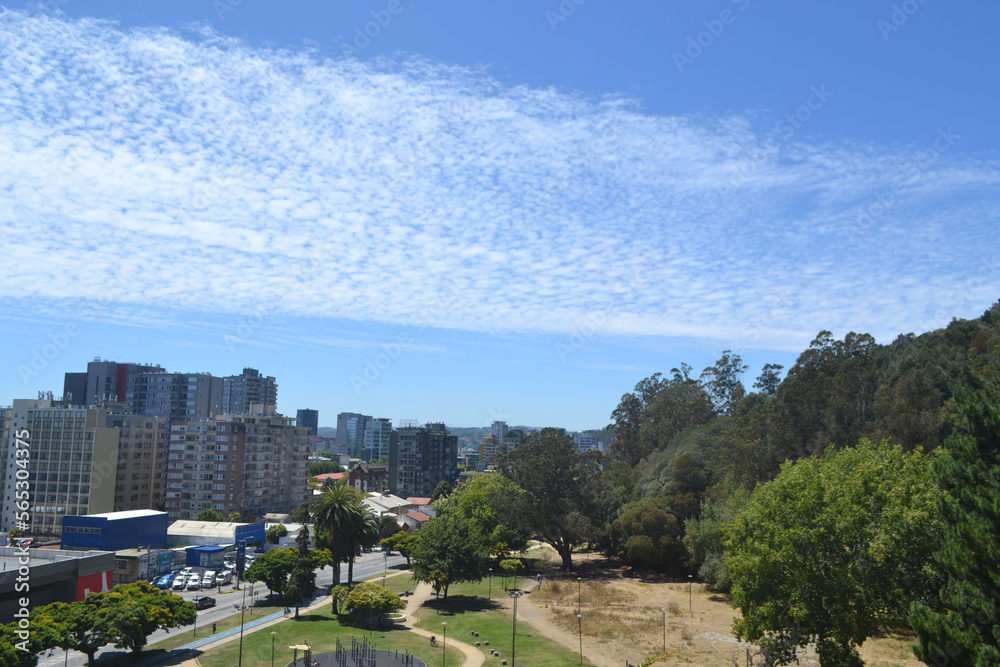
[{"left": 1, "top": 1, "right": 998, "bottom": 431}]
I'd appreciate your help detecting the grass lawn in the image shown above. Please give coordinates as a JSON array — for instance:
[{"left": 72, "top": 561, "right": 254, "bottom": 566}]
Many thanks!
[
  {"left": 413, "top": 579, "right": 596, "bottom": 667},
  {"left": 196, "top": 605, "right": 450, "bottom": 667},
  {"left": 146, "top": 597, "right": 286, "bottom": 652}
]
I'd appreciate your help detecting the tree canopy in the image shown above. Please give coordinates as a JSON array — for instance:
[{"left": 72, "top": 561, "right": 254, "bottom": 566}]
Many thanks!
[
  {"left": 498, "top": 428, "right": 601, "bottom": 571},
  {"left": 410, "top": 511, "right": 491, "bottom": 600},
  {"left": 725, "top": 439, "right": 944, "bottom": 666},
  {"left": 196, "top": 508, "right": 223, "bottom": 521}
]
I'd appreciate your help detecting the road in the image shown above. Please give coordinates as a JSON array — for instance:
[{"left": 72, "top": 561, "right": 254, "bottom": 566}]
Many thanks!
[{"left": 36, "top": 551, "right": 406, "bottom": 667}]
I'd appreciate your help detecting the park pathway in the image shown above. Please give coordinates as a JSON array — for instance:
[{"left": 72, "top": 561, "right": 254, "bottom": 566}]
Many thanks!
[
  {"left": 399, "top": 582, "right": 486, "bottom": 667},
  {"left": 510, "top": 579, "right": 619, "bottom": 667}
]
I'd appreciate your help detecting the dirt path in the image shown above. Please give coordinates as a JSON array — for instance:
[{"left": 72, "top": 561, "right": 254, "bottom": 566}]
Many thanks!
[
  {"left": 512, "top": 579, "right": 620, "bottom": 667},
  {"left": 401, "top": 582, "right": 486, "bottom": 667}
]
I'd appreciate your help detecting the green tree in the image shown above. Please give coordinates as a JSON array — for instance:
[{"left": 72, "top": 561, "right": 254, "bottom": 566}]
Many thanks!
[
  {"left": 498, "top": 428, "right": 601, "bottom": 571},
  {"left": 498, "top": 558, "right": 524, "bottom": 591},
  {"left": 36, "top": 599, "right": 108, "bottom": 666},
  {"left": 909, "top": 374, "right": 1000, "bottom": 666},
  {"left": 411, "top": 512, "right": 491, "bottom": 601},
  {"left": 196, "top": 508, "right": 223, "bottom": 522},
  {"left": 283, "top": 526, "right": 317, "bottom": 618},
  {"left": 381, "top": 530, "right": 416, "bottom": 565},
  {"left": 341, "top": 505, "right": 380, "bottom": 585},
  {"left": 228, "top": 511, "right": 241, "bottom": 522},
  {"left": 98, "top": 582, "right": 196, "bottom": 654},
  {"left": 289, "top": 503, "right": 311, "bottom": 524},
  {"left": 312, "top": 483, "right": 364, "bottom": 586},
  {"left": 753, "top": 363, "right": 784, "bottom": 396},
  {"left": 308, "top": 461, "right": 345, "bottom": 476},
  {"left": 725, "top": 439, "right": 944, "bottom": 666},
  {"left": 379, "top": 514, "right": 400, "bottom": 539},
  {"left": 432, "top": 479, "right": 453, "bottom": 501},
  {"left": 607, "top": 498, "right": 684, "bottom": 571},
  {"left": 683, "top": 485, "right": 751, "bottom": 592},
  {"left": 700, "top": 349, "right": 748, "bottom": 416},
  {"left": 344, "top": 582, "right": 405, "bottom": 627},
  {"left": 244, "top": 548, "right": 297, "bottom": 598},
  {"left": 265, "top": 524, "right": 288, "bottom": 544},
  {"left": 436, "top": 472, "right": 529, "bottom": 559}
]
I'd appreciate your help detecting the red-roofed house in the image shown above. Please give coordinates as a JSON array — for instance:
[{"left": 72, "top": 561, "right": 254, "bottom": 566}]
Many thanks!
[
  {"left": 405, "top": 497, "right": 432, "bottom": 507},
  {"left": 313, "top": 472, "right": 346, "bottom": 485},
  {"left": 400, "top": 510, "right": 431, "bottom": 532}
]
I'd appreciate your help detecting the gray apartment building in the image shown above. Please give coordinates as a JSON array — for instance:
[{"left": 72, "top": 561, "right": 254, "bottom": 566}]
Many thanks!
[{"left": 389, "top": 422, "right": 458, "bottom": 498}]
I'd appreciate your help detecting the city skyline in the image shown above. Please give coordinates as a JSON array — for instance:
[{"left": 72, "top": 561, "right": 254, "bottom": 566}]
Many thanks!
[{"left": 2, "top": 2, "right": 998, "bottom": 431}]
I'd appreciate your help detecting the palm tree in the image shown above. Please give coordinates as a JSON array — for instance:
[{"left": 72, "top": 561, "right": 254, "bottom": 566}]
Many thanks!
[
  {"left": 342, "top": 506, "right": 381, "bottom": 585},
  {"left": 312, "top": 483, "right": 363, "bottom": 587}
]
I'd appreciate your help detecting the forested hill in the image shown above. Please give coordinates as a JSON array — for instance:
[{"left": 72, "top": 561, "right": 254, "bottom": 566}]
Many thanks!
[{"left": 606, "top": 300, "right": 999, "bottom": 489}]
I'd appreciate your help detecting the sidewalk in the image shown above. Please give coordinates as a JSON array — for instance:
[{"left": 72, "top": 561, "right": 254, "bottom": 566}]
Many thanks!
[{"left": 398, "top": 582, "right": 485, "bottom": 667}]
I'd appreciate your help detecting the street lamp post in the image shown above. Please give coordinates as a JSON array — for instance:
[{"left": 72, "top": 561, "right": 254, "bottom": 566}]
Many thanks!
[
  {"left": 576, "top": 614, "right": 583, "bottom": 664},
  {"left": 271, "top": 631, "right": 277, "bottom": 667},
  {"left": 688, "top": 575, "right": 693, "bottom": 617},
  {"left": 660, "top": 607, "right": 666, "bottom": 654},
  {"left": 488, "top": 568, "right": 493, "bottom": 602},
  {"left": 237, "top": 583, "right": 248, "bottom": 667},
  {"left": 511, "top": 591, "right": 523, "bottom": 667},
  {"left": 442, "top": 621, "right": 448, "bottom": 666},
  {"left": 577, "top": 577, "right": 582, "bottom": 615}
]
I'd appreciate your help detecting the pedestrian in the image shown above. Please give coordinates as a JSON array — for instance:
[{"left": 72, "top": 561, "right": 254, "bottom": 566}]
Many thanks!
[
  {"left": 536, "top": 573, "right": 541, "bottom": 587},
  {"left": 212, "top": 622, "right": 216, "bottom": 634}
]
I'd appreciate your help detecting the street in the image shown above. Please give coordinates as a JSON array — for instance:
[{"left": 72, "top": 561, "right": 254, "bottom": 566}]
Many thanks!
[{"left": 36, "top": 551, "right": 407, "bottom": 667}]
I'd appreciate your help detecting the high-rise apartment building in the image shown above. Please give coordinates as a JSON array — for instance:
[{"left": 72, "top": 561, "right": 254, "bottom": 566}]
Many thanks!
[
  {"left": 222, "top": 368, "right": 277, "bottom": 415},
  {"left": 478, "top": 428, "right": 523, "bottom": 468},
  {"left": 104, "top": 406, "right": 165, "bottom": 513},
  {"left": 1, "top": 400, "right": 120, "bottom": 536},
  {"left": 490, "top": 420, "right": 508, "bottom": 442},
  {"left": 165, "top": 411, "right": 310, "bottom": 522},
  {"left": 126, "top": 372, "right": 224, "bottom": 422},
  {"left": 336, "top": 412, "right": 371, "bottom": 457},
  {"left": 363, "top": 418, "right": 394, "bottom": 460},
  {"left": 66, "top": 359, "right": 166, "bottom": 406},
  {"left": 296, "top": 409, "right": 319, "bottom": 436},
  {"left": 389, "top": 422, "right": 458, "bottom": 498}
]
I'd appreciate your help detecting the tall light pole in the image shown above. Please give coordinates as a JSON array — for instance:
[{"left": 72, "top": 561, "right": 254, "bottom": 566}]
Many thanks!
[
  {"left": 271, "top": 631, "right": 277, "bottom": 667},
  {"left": 688, "top": 575, "right": 693, "bottom": 617},
  {"left": 576, "top": 614, "right": 583, "bottom": 664},
  {"left": 511, "top": 591, "right": 523, "bottom": 667},
  {"left": 577, "top": 577, "right": 582, "bottom": 615},
  {"left": 660, "top": 607, "right": 666, "bottom": 654},
  {"left": 442, "top": 621, "right": 448, "bottom": 666},
  {"left": 488, "top": 568, "right": 493, "bottom": 602},
  {"left": 237, "top": 583, "right": 247, "bottom": 667}
]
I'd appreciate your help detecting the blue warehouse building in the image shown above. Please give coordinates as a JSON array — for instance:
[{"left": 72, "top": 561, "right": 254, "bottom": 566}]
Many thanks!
[{"left": 62, "top": 510, "right": 169, "bottom": 552}]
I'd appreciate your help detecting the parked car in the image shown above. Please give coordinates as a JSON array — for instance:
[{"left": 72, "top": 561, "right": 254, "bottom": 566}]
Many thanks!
[
  {"left": 187, "top": 577, "right": 201, "bottom": 591},
  {"left": 217, "top": 570, "right": 233, "bottom": 585},
  {"left": 180, "top": 567, "right": 194, "bottom": 577},
  {"left": 155, "top": 574, "right": 175, "bottom": 589},
  {"left": 191, "top": 596, "right": 217, "bottom": 610},
  {"left": 172, "top": 577, "right": 187, "bottom": 591},
  {"left": 202, "top": 571, "right": 216, "bottom": 587}
]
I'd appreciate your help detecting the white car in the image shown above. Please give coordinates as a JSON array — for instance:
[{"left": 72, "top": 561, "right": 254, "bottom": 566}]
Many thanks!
[
  {"left": 202, "top": 571, "right": 216, "bottom": 587},
  {"left": 172, "top": 577, "right": 187, "bottom": 591},
  {"left": 187, "top": 576, "right": 201, "bottom": 591}
]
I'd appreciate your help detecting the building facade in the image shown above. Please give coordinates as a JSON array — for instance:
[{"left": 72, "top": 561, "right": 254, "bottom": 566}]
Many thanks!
[
  {"left": 296, "top": 409, "right": 319, "bottom": 436},
  {"left": 2, "top": 400, "right": 120, "bottom": 536},
  {"left": 389, "top": 422, "right": 458, "bottom": 498},
  {"left": 363, "top": 417, "right": 394, "bottom": 460},
  {"left": 222, "top": 368, "right": 277, "bottom": 415},
  {"left": 165, "top": 412, "right": 310, "bottom": 522}
]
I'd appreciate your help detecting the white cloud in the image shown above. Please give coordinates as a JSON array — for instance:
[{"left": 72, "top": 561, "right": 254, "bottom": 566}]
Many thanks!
[{"left": 1, "top": 11, "right": 998, "bottom": 352}]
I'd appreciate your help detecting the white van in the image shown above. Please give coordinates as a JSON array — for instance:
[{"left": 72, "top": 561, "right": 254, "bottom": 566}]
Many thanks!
[
  {"left": 217, "top": 570, "right": 233, "bottom": 585},
  {"left": 202, "top": 570, "right": 216, "bottom": 587}
]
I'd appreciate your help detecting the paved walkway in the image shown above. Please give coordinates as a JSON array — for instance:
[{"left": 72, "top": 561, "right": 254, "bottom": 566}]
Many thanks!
[{"left": 398, "top": 582, "right": 486, "bottom": 667}]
